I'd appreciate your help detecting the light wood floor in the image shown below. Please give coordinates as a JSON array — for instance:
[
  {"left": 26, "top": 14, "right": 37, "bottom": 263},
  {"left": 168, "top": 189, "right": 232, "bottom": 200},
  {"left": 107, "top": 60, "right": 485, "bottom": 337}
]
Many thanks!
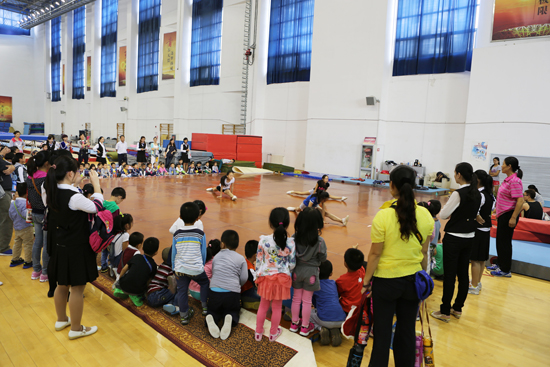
[{"left": 1, "top": 174, "right": 549, "bottom": 367}]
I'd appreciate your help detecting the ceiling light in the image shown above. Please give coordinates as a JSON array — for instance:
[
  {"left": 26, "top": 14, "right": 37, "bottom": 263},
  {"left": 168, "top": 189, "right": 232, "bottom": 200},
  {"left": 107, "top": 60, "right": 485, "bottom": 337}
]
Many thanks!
[
  {"left": 55, "top": 2, "right": 60, "bottom": 5},
  {"left": 41, "top": 9, "right": 45, "bottom": 13}
]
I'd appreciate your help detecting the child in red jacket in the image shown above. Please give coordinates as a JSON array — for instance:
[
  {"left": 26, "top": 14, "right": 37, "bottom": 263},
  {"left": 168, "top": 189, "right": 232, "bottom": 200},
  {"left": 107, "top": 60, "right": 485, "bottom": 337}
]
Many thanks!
[{"left": 336, "top": 248, "right": 365, "bottom": 313}]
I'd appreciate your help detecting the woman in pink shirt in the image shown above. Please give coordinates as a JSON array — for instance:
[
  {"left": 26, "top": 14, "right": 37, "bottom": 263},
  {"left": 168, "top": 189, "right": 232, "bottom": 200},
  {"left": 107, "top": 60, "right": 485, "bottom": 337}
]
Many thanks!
[{"left": 488, "top": 157, "right": 523, "bottom": 277}]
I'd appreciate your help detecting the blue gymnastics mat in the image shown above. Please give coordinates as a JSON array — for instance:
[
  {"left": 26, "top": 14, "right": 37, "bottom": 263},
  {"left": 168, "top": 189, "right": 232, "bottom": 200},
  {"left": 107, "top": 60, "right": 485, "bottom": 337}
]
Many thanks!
[{"left": 489, "top": 237, "right": 550, "bottom": 268}]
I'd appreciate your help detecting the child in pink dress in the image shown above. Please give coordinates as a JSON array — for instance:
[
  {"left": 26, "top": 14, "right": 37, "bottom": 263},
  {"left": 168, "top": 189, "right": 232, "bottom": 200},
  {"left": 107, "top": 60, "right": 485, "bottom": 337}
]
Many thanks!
[
  {"left": 189, "top": 240, "right": 221, "bottom": 300},
  {"left": 255, "top": 208, "right": 296, "bottom": 342}
]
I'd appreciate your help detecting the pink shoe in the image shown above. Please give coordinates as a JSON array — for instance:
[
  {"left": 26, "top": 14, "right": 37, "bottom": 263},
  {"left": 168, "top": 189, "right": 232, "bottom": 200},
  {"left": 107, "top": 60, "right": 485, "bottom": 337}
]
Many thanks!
[
  {"left": 289, "top": 319, "right": 301, "bottom": 333},
  {"left": 299, "top": 322, "right": 315, "bottom": 337},
  {"left": 254, "top": 330, "right": 263, "bottom": 342},
  {"left": 31, "top": 271, "right": 41, "bottom": 280},
  {"left": 269, "top": 327, "right": 282, "bottom": 342},
  {"left": 40, "top": 274, "right": 49, "bottom": 283}
]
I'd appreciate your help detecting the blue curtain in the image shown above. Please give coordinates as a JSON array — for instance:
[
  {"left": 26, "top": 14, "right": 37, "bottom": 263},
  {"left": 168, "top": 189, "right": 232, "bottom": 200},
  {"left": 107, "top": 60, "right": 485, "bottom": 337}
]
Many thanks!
[
  {"left": 267, "top": 0, "right": 315, "bottom": 85},
  {"left": 72, "top": 7, "right": 86, "bottom": 100},
  {"left": 393, "top": 0, "right": 478, "bottom": 76},
  {"left": 137, "top": 0, "right": 161, "bottom": 93},
  {"left": 51, "top": 17, "right": 61, "bottom": 102},
  {"left": 101, "top": 0, "right": 118, "bottom": 97},
  {"left": 190, "top": 0, "right": 223, "bottom": 87}
]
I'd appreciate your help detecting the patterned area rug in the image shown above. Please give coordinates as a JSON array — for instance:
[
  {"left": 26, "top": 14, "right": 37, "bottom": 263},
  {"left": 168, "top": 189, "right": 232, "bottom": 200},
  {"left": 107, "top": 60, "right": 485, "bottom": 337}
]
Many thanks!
[{"left": 92, "top": 273, "right": 298, "bottom": 367}]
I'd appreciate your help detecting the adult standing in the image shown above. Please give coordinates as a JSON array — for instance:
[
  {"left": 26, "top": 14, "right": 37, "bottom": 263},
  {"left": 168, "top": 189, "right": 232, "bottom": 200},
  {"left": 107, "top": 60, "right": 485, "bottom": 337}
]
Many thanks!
[
  {"left": 488, "top": 157, "right": 523, "bottom": 278},
  {"left": 94, "top": 137, "right": 107, "bottom": 165},
  {"left": 9, "top": 131, "right": 24, "bottom": 152},
  {"left": 363, "top": 165, "right": 433, "bottom": 367},
  {"left": 0, "top": 144, "right": 15, "bottom": 256},
  {"left": 26, "top": 151, "right": 51, "bottom": 282},
  {"left": 77, "top": 134, "right": 90, "bottom": 165},
  {"left": 137, "top": 136, "right": 147, "bottom": 164},
  {"left": 164, "top": 138, "right": 177, "bottom": 167},
  {"left": 45, "top": 155, "right": 102, "bottom": 340},
  {"left": 521, "top": 189, "right": 543, "bottom": 220},
  {"left": 180, "top": 137, "right": 190, "bottom": 173},
  {"left": 150, "top": 137, "right": 160, "bottom": 165},
  {"left": 46, "top": 134, "right": 57, "bottom": 151},
  {"left": 431, "top": 163, "right": 481, "bottom": 322},
  {"left": 489, "top": 157, "right": 501, "bottom": 197},
  {"left": 116, "top": 135, "right": 128, "bottom": 166}
]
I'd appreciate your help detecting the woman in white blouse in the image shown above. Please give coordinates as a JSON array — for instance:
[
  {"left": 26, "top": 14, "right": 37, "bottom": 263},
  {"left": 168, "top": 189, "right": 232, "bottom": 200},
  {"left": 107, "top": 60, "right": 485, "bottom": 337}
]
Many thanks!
[
  {"left": 45, "top": 154, "right": 103, "bottom": 340},
  {"left": 150, "top": 136, "right": 160, "bottom": 165},
  {"left": 93, "top": 136, "right": 107, "bottom": 165}
]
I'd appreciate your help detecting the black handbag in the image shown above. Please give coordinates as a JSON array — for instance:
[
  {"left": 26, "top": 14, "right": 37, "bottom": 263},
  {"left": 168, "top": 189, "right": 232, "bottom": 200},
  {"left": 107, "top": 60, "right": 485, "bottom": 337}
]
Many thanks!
[{"left": 346, "top": 295, "right": 373, "bottom": 367}]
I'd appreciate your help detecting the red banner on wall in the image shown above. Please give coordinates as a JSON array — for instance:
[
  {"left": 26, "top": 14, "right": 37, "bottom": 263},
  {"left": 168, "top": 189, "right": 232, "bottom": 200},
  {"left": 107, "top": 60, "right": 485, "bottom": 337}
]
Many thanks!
[
  {"left": 493, "top": 0, "right": 550, "bottom": 40},
  {"left": 0, "top": 96, "right": 12, "bottom": 123}
]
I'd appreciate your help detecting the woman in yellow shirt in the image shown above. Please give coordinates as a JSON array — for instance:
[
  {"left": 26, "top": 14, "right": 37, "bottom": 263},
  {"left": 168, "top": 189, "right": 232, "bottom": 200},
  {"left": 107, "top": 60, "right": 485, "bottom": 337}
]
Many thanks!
[{"left": 364, "top": 165, "right": 434, "bottom": 367}]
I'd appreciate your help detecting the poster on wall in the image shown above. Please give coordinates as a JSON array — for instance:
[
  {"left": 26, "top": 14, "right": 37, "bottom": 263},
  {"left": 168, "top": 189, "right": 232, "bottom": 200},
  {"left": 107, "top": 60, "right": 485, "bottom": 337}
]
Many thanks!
[
  {"left": 471, "top": 142, "right": 488, "bottom": 161},
  {"left": 62, "top": 64, "right": 65, "bottom": 95},
  {"left": 162, "top": 31, "right": 177, "bottom": 80},
  {"left": 87, "top": 56, "right": 91, "bottom": 91},
  {"left": 0, "top": 96, "right": 13, "bottom": 123},
  {"left": 493, "top": 0, "right": 550, "bottom": 40},
  {"left": 119, "top": 46, "right": 127, "bottom": 86}
]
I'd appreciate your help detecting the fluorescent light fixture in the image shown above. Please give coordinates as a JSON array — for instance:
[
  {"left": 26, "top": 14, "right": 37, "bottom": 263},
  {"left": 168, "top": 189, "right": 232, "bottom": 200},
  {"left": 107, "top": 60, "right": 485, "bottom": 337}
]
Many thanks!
[
  {"left": 55, "top": 1, "right": 60, "bottom": 5},
  {"left": 41, "top": 9, "right": 45, "bottom": 13}
]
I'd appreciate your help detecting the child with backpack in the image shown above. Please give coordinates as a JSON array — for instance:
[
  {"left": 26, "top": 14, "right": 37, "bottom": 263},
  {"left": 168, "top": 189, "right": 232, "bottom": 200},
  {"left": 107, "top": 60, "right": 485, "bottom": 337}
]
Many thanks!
[{"left": 99, "top": 187, "right": 126, "bottom": 272}]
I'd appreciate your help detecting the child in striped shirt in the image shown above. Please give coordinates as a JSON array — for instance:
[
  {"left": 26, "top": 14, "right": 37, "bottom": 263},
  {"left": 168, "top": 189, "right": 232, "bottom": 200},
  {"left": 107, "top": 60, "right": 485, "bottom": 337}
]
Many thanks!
[
  {"left": 147, "top": 247, "right": 178, "bottom": 311},
  {"left": 171, "top": 202, "right": 209, "bottom": 325}
]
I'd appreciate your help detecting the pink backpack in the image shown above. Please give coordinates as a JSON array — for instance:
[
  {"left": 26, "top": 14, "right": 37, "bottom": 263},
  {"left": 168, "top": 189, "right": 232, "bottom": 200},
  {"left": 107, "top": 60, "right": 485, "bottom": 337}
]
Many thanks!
[{"left": 89, "top": 200, "right": 115, "bottom": 253}]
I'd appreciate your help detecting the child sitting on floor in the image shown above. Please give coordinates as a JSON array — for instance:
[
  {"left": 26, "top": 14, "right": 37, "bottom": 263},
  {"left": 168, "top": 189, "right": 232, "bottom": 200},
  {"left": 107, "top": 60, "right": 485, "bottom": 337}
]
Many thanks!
[
  {"left": 117, "top": 232, "right": 144, "bottom": 274},
  {"left": 169, "top": 163, "right": 176, "bottom": 175},
  {"left": 110, "top": 163, "right": 117, "bottom": 177},
  {"left": 212, "top": 161, "right": 219, "bottom": 173},
  {"left": 205, "top": 230, "right": 248, "bottom": 340},
  {"left": 187, "top": 163, "right": 195, "bottom": 175},
  {"left": 189, "top": 239, "right": 221, "bottom": 302},
  {"left": 241, "top": 240, "right": 261, "bottom": 310},
  {"left": 114, "top": 237, "right": 159, "bottom": 307},
  {"left": 146, "top": 248, "right": 178, "bottom": 313},
  {"left": 176, "top": 164, "right": 185, "bottom": 175},
  {"left": 336, "top": 248, "right": 365, "bottom": 314},
  {"left": 312, "top": 260, "right": 347, "bottom": 346},
  {"left": 172, "top": 202, "right": 209, "bottom": 325}
]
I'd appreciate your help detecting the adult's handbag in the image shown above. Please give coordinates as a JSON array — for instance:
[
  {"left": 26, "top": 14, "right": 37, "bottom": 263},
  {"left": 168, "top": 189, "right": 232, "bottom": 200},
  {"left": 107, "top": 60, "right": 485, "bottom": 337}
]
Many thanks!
[
  {"left": 415, "top": 269, "right": 434, "bottom": 300},
  {"left": 415, "top": 332, "right": 424, "bottom": 367},
  {"left": 422, "top": 301, "right": 435, "bottom": 367}
]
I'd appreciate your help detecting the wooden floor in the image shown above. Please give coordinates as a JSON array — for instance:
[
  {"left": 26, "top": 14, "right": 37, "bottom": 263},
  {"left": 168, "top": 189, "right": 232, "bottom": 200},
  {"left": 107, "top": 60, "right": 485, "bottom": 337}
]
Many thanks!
[{"left": 1, "top": 174, "right": 549, "bottom": 367}]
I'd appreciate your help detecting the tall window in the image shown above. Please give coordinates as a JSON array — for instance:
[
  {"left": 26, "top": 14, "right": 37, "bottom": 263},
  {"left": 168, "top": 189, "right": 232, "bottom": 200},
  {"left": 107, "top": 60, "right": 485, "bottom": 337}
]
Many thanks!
[
  {"left": 0, "top": 9, "right": 30, "bottom": 36},
  {"left": 72, "top": 7, "right": 86, "bottom": 100},
  {"left": 267, "top": 0, "right": 315, "bottom": 85},
  {"left": 51, "top": 17, "right": 62, "bottom": 102},
  {"left": 137, "top": 0, "right": 161, "bottom": 93},
  {"left": 393, "top": 0, "right": 479, "bottom": 76},
  {"left": 101, "top": 0, "right": 118, "bottom": 97},
  {"left": 190, "top": 0, "right": 223, "bottom": 87}
]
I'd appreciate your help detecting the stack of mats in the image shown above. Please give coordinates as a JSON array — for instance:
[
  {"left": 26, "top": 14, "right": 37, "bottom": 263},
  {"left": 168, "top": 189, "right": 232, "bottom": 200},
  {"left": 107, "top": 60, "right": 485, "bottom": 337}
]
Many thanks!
[
  {"left": 237, "top": 135, "right": 262, "bottom": 168},
  {"left": 192, "top": 133, "right": 237, "bottom": 160},
  {"left": 0, "top": 122, "right": 11, "bottom": 133}
]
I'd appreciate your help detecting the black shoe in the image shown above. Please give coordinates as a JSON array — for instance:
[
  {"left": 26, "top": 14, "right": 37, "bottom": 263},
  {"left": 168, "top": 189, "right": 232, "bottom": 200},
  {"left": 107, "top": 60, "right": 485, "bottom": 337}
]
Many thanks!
[
  {"left": 100, "top": 266, "right": 109, "bottom": 273},
  {"left": 23, "top": 261, "right": 33, "bottom": 269},
  {"left": 10, "top": 259, "right": 24, "bottom": 267}
]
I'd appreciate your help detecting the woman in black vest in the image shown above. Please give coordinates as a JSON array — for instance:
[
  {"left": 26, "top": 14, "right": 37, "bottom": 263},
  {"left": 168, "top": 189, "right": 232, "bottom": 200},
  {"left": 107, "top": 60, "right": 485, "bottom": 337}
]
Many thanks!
[
  {"left": 47, "top": 134, "right": 57, "bottom": 151},
  {"left": 137, "top": 136, "right": 147, "bottom": 163},
  {"left": 45, "top": 154, "right": 103, "bottom": 340},
  {"left": 431, "top": 162, "right": 481, "bottom": 322},
  {"left": 469, "top": 170, "right": 494, "bottom": 295},
  {"left": 94, "top": 136, "right": 107, "bottom": 165}
]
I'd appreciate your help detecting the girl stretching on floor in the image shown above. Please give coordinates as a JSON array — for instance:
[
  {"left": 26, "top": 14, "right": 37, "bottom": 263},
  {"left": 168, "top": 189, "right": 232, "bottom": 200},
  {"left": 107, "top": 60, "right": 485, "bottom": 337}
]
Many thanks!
[
  {"left": 290, "top": 207, "right": 328, "bottom": 337},
  {"left": 288, "top": 190, "right": 349, "bottom": 226},
  {"left": 287, "top": 175, "right": 347, "bottom": 201},
  {"left": 255, "top": 208, "right": 296, "bottom": 342},
  {"left": 206, "top": 171, "right": 237, "bottom": 201}
]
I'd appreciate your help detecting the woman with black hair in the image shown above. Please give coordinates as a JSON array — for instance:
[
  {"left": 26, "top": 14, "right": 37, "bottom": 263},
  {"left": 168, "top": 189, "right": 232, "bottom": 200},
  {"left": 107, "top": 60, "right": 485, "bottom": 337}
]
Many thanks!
[
  {"left": 488, "top": 157, "right": 523, "bottom": 278},
  {"left": 164, "top": 138, "right": 177, "bottom": 167},
  {"left": 180, "top": 137, "right": 190, "bottom": 173},
  {"left": 490, "top": 157, "right": 501, "bottom": 196},
  {"left": 527, "top": 185, "right": 544, "bottom": 206},
  {"left": 363, "top": 165, "right": 434, "bottom": 367},
  {"left": 45, "top": 154, "right": 103, "bottom": 340},
  {"left": 77, "top": 133, "right": 90, "bottom": 165},
  {"left": 287, "top": 175, "right": 347, "bottom": 201},
  {"left": 46, "top": 134, "right": 57, "bottom": 151},
  {"left": 521, "top": 190, "right": 543, "bottom": 220},
  {"left": 137, "top": 136, "right": 147, "bottom": 163},
  {"left": 206, "top": 171, "right": 237, "bottom": 201},
  {"left": 469, "top": 170, "right": 495, "bottom": 295},
  {"left": 26, "top": 151, "right": 51, "bottom": 283},
  {"left": 432, "top": 162, "right": 481, "bottom": 322},
  {"left": 93, "top": 136, "right": 107, "bottom": 165}
]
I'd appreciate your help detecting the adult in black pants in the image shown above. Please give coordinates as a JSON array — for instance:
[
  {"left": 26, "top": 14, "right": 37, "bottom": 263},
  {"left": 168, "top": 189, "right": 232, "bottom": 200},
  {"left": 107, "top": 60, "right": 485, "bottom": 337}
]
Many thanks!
[
  {"left": 137, "top": 136, "right": 147, "bottom": 164},
  {"left": 77, "top": 134, "right": 90, "bottom": 165},
  {"left": 164, "top": 138, "right": 177, "bottom": 167},
  {"left": 432, "top": 162, "right": 481, "bottom": 323},
  {"left": 94, "top": 136, "right": 107, "bottom": 165},
  {"left": 45, "top": 154, "right": 103, "bottom": 340},
  {"left": 363, "top": 165, "right": 433, "bottom": 367},
  {"left": 115, "top": 135, "right": 128, "bottom": 166},
  {"left": 489, "top": 157, "right": 523, "bottom": 277}
]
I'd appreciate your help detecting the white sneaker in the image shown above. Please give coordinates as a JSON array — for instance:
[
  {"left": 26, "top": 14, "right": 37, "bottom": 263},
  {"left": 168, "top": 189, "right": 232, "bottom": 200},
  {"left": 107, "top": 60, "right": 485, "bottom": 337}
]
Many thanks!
[
  {"left": 232, "top": 196, "right": 237, "bottom": 201},
  {"left": 220, "top": 314, "right": 232, "bottom": 340},
  {"left": 206, "top": 188, "right": 213, "bottom": 192},
  {"left": 55, "top": 318, "right": 71, "bottom": 331},
  {"left": 468, "top": 285, "right": 480, "bottom": 295},
  {"left": 287, "top": 207, "right": 296, "bottom": 211},
  {"left": 0, "top": 281, "right": 2, "bottom": 286},
  {"left": 206, "top": 315, "right": 220, "bottom": 338},
  {"left": 342, "top": 215, "right": 349, "bottom": 227},
  {"left": 68, "top": 326, "right": 98, "bottom": 340},
  {"left": 286, "top": 191, "right": 294, "bottom": 195},
  {"left": 341, "top": 196, "right": 348, "bottom": 201}
]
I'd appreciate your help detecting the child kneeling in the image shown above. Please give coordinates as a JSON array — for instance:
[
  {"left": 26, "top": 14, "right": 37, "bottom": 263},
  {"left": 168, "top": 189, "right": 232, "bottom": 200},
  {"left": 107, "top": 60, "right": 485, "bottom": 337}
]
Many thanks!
[
  {"left": 205, "top": 230, "right": 248, "bottom": 340},
  {"left": 114, "top": 238, "right": 159, "bottom": 306}
]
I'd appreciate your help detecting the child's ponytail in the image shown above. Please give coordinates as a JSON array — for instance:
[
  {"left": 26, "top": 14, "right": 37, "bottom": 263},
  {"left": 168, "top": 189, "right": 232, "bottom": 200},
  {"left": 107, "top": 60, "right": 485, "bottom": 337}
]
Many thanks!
[
  {"left": 206, "top": 239, "right": 221, "bottom": 262},
  {"left": 269, "top": 207, "right": 290, "bottom": 251},
  {"left": 45, "top": 154, "right": 78, "bottom": 212},
  {"left": 113, "top": 213, "right": 134, "bottom": 234}
]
